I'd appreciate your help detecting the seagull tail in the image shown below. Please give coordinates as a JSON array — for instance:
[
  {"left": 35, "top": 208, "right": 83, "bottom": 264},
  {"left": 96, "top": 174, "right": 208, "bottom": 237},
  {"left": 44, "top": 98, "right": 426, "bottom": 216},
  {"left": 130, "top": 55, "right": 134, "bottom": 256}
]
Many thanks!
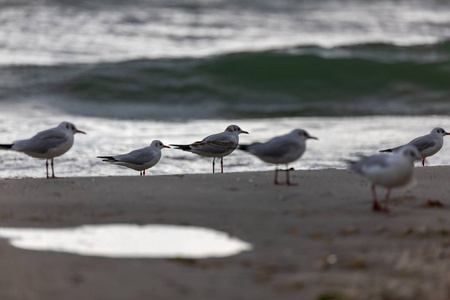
[
  {"left": 238, "top": 144, "right": 250, "bottom": 151},
  {"left": 342, "top": 158, "right": 357, "bottom": 168},
  {"left": 342, "top": 154, "right": 368, "bottom": 172},
  {"left": 97, "top": 156, "right": 117, "bottom": 162},
  {"left": 169, "top": 144, "right": 191, "bottom": 151},
  {"left": 0, "top": 144, "right": 13, "bottom": 150}
]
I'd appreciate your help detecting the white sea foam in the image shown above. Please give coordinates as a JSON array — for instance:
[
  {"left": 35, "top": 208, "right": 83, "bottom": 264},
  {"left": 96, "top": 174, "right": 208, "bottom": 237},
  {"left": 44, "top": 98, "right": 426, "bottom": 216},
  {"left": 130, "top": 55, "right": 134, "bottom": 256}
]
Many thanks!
[{"left": 0, "top": 105, "right": 449, "bottom": 178}]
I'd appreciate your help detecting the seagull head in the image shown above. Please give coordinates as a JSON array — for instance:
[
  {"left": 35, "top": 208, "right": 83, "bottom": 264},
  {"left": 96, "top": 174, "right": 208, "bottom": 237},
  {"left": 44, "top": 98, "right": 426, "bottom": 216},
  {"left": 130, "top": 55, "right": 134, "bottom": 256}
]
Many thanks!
[
  {"left": 225, "top": 125, "right": 249, "bottom": 135},
  {"left": 60, "top": 122, "right": 86, "bottom": 135},
  {"left": 151, "top": 140, "right": 170, "bottom": 149},
  {"left": 431, "top": 127, "right": 450, "bottom": 137},
  {"left": 291, "top": 129, "right": 318, "bottom": 140}
]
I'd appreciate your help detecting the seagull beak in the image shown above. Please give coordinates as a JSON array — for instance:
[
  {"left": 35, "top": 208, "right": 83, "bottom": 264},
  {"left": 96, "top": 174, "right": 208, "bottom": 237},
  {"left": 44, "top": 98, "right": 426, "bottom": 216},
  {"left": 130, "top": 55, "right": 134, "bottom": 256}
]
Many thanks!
[
  {"left": 308, "top": 135, "right": 318, "bottom": 140},
  {"left": 76, "top": 130, "right": 86, "bottom": 134},
  {"left": 241, "top": 130, "right": 249, "bottom": 134},
  {"left": 163, "top": 145, "right": 171, "bottom": 148},
  {"left": 445, "top": 132, "right": 450, "bottom": 136}
]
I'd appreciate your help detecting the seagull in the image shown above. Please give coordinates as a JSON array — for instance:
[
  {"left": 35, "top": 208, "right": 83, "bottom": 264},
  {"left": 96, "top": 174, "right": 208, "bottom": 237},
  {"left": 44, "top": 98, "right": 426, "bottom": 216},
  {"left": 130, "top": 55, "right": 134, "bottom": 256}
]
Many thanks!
[
  {"left": 170, "top": 125, "right": 249, "bottom": 173},
  {"left": 347, "top": 145, "right": 421, "bottom": 213},
  {"left": 0, "top": 121, "right": 85, "bottom": 178},
  {"left": 380, "top": 127, "right": 449, "bottom": 166},
  {"left": 97, "top": 140, "right": 170, "bottom": 176},
  {"left": 239, "top": 129, "right": 318, "bottom": 185}
]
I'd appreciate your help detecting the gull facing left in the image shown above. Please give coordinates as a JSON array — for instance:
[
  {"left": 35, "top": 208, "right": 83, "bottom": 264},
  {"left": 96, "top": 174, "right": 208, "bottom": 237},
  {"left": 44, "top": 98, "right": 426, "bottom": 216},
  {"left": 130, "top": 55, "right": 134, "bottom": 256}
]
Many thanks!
[
  {"left": 97, "top": 140, "right": 170, "bottom": 176},
  {"left": 239, "top": 129, "right": 318, "bottom": 185},
  {"left": 170, "top": 125, "right": 249, "bottom": 173},
  {"left": 0, "top": 121, "right": 86, "bottom": 178},
  {"left": 347, "top": 145, "right": 421, "bottom": 213}
]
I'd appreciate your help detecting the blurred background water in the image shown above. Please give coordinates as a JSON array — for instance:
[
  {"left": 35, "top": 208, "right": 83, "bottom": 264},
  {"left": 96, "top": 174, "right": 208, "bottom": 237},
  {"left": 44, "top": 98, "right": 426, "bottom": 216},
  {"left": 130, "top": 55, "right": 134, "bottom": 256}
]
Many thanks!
[{"left": 1, "top": 0, "right": 450, "bottom": 177}]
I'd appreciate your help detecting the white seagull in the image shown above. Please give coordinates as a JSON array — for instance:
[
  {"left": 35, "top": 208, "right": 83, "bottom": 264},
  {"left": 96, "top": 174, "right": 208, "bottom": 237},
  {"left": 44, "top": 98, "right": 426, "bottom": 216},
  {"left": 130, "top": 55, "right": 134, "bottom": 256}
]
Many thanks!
[
  {"left": 347, "top": 145, "right": 421, "bottom": 213},
  {"left": 97, "top": 140, "right": 170, "bottom": 176},
  {"left": 170, "top": 125, "right": 249, "bottom": 173},
  {"left": 380, "top": 127, "right": 449, "bottom": 166},
  {"left": 239, "top": 129, "right": 318, "bottom": 185},
  {"left": 0, "top": 121, "right": 86, "bottom": 178}
]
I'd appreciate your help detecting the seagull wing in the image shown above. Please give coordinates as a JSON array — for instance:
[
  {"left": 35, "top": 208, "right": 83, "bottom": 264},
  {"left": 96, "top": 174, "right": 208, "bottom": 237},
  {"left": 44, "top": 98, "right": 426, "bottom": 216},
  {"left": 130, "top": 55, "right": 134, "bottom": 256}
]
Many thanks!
[
  {"left": 409, "top": 136, "right": 436, "bottom": 153},
  {"left": 115, "top": 148, "right": 156, "bottom": 165},
  {"left": 351, "top": 154, "right": 391, "bottom": 175},
  {"left": 14, "top": 128, "right": 67, "bottom": 154},
  {"left": 190, "top": 132, "right": 237, "bottom": 154},
  {"left": 249, "top": 137, "right": 300, "bottom": 157}
]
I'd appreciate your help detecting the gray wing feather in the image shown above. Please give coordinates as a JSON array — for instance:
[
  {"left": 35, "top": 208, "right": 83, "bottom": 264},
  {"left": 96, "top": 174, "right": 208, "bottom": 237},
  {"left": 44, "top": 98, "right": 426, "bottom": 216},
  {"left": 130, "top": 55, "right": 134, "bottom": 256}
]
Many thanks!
[
  {"left": 16, "top": 129, "right": 67, "bottom": 153},
  {"left": 249, "top": 137, "right": 300, "bottom": 157},
  {"left": 349, "top": 154, "right": 390, "bottom": 174},
  {"left": 409, "top": 137, "right": 435, "bottom": 153},
  {"left": 191, "top": 140, "right": 236, "bottom": 154},
  {"left": 115, "top": 148, "right": 156, "bottom": 165}
]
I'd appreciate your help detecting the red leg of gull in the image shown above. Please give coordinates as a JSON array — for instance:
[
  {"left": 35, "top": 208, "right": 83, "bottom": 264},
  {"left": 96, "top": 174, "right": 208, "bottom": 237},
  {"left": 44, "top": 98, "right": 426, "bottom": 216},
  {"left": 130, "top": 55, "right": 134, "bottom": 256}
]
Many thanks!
[
  {"left": 221, "top": 158, "right": 223, "bottom": 173},
  {"left": 212, "top": 157, "right": 215, "bottom": 174},
  {"left": 139, "top": 171, "right": 142, "bottom": 176},
  {"left": 286, "top": 165, "right": 298, "bottom": 186},
  {"left": 274, "top": 167, "right": 280, "bottom": 185},
  {"left": 371, "top": 184, "right": 383, "bottom": 211},
  {"left": 143, "top": 169, "right": 146, "bottom": 176},
  {"left": 51, "top": 158, "right": 56, "bottom": 178},
  {"left": 422, "top": 158, "right": 425, "bottom": 166},
  {"left": 382, "top": 189, "right": 391, "bottom": 213},
  {"left": 46, "top": 159, "right": 49, "bottom": 179}
]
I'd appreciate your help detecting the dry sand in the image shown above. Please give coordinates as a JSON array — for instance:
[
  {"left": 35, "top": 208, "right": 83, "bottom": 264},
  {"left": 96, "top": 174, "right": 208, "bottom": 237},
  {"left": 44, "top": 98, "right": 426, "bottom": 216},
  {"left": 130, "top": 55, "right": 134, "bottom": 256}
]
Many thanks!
[{"left": 0, "top": 167, "right": 450, "bottom": 300}]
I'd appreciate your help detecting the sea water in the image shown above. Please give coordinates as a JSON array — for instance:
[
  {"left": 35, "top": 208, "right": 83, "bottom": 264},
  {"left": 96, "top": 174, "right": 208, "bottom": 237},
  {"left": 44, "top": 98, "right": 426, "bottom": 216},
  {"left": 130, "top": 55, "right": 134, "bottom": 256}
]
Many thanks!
[{"left": 0, "top": 108, "right": 449, "bottom": 178}]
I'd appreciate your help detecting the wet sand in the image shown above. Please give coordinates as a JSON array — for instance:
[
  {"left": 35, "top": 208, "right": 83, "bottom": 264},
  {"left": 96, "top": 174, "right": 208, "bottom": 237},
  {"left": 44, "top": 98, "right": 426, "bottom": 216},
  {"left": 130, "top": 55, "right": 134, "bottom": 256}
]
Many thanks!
[{"left": 0, "top": 167, "right": 449, "bottom": 300}]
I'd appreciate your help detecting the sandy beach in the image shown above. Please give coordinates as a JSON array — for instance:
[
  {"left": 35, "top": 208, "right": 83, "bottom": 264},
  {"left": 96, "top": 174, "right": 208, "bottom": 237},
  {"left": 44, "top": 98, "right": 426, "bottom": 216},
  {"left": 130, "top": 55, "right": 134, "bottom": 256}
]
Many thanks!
[{"left": 0, "top": 167, "right": 449, "bottom": 300}]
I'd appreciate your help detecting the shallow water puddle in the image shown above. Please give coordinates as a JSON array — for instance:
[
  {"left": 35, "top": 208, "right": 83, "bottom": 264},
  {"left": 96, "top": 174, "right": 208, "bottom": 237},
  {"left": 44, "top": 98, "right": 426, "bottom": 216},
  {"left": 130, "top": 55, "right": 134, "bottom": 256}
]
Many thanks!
[{"left": 0, "top": 224, "right": 252, "bottom": 259}]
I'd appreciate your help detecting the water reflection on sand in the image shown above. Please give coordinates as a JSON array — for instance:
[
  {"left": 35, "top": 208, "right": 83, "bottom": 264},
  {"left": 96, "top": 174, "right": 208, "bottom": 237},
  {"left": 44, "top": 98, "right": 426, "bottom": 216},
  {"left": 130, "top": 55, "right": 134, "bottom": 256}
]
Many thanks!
[{"left": 0, "top": 224, "right": 252, "bottom": 259}]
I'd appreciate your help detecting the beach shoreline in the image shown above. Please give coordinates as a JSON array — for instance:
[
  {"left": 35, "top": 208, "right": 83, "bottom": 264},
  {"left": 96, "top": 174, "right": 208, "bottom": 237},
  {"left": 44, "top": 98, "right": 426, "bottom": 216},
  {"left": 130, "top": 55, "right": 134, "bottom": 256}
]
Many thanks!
[{"left": 0, "top": 167, "right": 449, "bottom": 299}]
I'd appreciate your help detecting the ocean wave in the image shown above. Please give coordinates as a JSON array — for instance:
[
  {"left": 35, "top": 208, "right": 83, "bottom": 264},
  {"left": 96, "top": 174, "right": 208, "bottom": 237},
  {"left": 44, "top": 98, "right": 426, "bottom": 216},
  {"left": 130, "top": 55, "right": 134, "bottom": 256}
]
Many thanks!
[{"left": 1, "top": 43, "right": 450, "bottom": 119}]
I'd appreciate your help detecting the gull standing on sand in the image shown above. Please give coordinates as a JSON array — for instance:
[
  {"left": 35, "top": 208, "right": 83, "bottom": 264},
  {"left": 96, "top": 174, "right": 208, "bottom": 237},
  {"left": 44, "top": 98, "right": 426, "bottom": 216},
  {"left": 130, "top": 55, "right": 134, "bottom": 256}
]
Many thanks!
[
  {"left": 380, "top": 127, "right": 449, "bottom": 166},
  {"left": 239, "top": 129, "right": 318, "bottom": 185},
  {"left": 347, "top": 146, "right": 421, "bottom": 213},
  {"left": 97, "top": 140, "right": 170, "bottom": 176},
  {"left": 170, "top": 125, "right": 249, "bottom": 173},
  {"left": 0, "top": 121, "right": 86, "bottom": 178}
]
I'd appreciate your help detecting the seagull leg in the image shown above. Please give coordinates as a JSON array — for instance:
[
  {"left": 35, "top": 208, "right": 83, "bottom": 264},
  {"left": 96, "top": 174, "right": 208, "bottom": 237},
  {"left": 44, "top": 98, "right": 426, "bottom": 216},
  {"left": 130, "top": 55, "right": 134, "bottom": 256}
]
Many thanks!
[
  {"left": 274, "top": 166, "right": 280, "bottom": 185},
  {"left": 382, "top": 189, "right": 391, "bottom": 213},
  {"left": 51, "top": 158, "right": 56, "bottom": 178},
  {"left": 422, "top": 158, "right": 425, "bottom": 166},
  {"left": 212, "top": 158, "right": 215, "bottom": 174},
  {"left": 46, "top": 159, "right": 49, "bottom": 178},
  {"left": 143, "top": 169, "right": 146, "bottom": 176},
  {"left": 371, "top": 184, "right": 383, "bottom": 211},
  {"left": 286, "top": 165, "right": 298, "bottom": 186},
  {"left": 221, "top": 158, "right": 223, "bottom": 173}
]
